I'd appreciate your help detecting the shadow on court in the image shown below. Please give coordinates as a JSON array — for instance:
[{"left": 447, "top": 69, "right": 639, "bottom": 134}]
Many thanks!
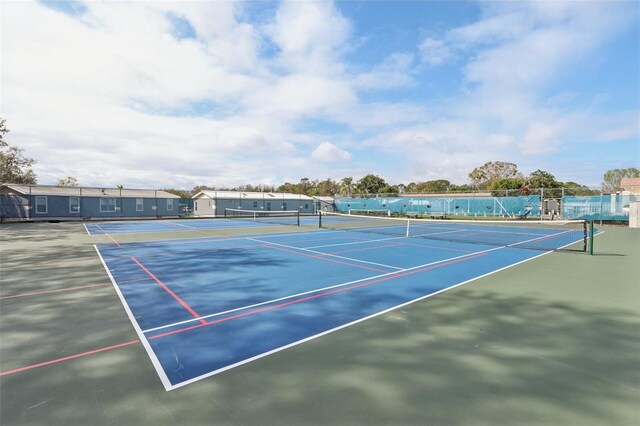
[{"left": 0, "top": 222, "right": 638, "bottom": 425}]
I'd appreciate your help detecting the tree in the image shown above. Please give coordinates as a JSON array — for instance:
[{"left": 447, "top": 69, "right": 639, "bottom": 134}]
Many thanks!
[
  {"left": 0, "top": 118, "right": 37, "bottom": 184},
  {"left": 338, "top": 177, "right": 354, "bottom": 197},
  {"left": 490, "top": 177, "right": 526, "bottom": 196},
  {"left": 299, "top": 177, "right": 311, "bottom": 195},
  {"left": 602, "top": 168, "right": 640, "bottom": 193},
  {"left": 311, "top": 178, "right": 338, "bottom": 196},
  {"left": 468, "top": 161, "right": 522, "bottom": 189},
  {"left": 276, "top": 182, "right": 299, "bottom": 194},
  {"left": 163, "top": 188, "right": 191, "bottom": 198},
  {"left": 414, "top": 179, "right": 451, "bottom": 193},
  {"left": 561, "top": 182, "right": 598, "bottom": 196},
  {"left": 404, "top": 182, "right": 418, "bottom": 193},
  {"left": 0, "top": 117, "right": 8, "bottom": 146},
  {"left": 191, "top": 185, "right": 215, "bottom": 195},
  {"left": 356, "top": 174, "right": 387, "bottom": 195},
  {"left": 526, "top": 170, "right": 563, "bottom": 197},
  {"left": 449, "top": 183, "right": 473, "bottom": 192},
  {"left": 57, "top": 176, "right": 79, "bottom": 187},
  {"left": 526, "top": 170, "right": 559, "bottom": 189},
  {"left": 379, "top": 184, "right": 399, "bottom": 196}
]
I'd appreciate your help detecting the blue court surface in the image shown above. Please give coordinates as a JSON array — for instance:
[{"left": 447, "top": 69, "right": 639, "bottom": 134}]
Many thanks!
[{"left": 95, "top": 223, "right": 586, "bottom": 391}]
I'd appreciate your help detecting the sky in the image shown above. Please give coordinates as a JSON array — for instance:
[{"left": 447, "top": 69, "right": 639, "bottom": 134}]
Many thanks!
[{"left": 1, "top": 0, "right": 639, "bottom": 190}]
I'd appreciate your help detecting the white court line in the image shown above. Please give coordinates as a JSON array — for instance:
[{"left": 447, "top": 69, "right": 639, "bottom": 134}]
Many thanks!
[
  {"left": 169, "top": 229, "right": 599, "bottom": 390},
  {"left": 94, "top": 228, "right": 346, "bottom": 250},
  {"left": 161, "top": 220, "right": 198, "bottom": 230},
  {"left": 412, "top": 228, "right": 471, "bottom": 237},
  {"left": 99, "top": 231, "right": 404, "bottom": 262},
  {"left": 247, "top": 237, "right": 404, "bottom": 271},
  {"left": 98, "top": 226, "right": 605, "bottom": 391},
  {"left": 145, "top": 225, "right": 570, "bottom": 335},
  {"left": 167, "top": 244, "right": 551, "bottom": 391},
  {"left": 306, "top": 235, "right": 405, "bottom": 249},
  {"left": 87, "top": 218, "right": 305, "bottom": 235},
  {"left": 143, "top": 226, "right": 588, "bottom": 333},
  {"left": 141, "top": 245, "right": 501, "bottom": 334},
  {"left": 94, "top": 246, "right": 172, "bottom": 391},
  {"left": 507, "top": 228, "right": 577, "bottom": 248}
]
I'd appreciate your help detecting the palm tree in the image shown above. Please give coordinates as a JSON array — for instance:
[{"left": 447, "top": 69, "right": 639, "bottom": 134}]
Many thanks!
[{"left": 339, "top": 177, "right": 354, "bottom": 197}]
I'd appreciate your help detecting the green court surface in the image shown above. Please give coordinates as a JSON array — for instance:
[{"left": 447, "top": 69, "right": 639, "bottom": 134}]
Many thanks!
[{"left": 0, "top": 221, "right": 638, "bottom": 425}]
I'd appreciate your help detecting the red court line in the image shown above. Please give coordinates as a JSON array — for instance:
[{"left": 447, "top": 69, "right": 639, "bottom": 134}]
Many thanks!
[
  {"left": 0, "top": 252, "right": 488, "bottom": 378},
  {"left": 394, "top": 240, "right": 476, "bottom": 253},
  {"left": 95, "top": 224, "right": 121, "bottom": 247},
  {"left": 274, "top": 235, "right": 373, "bottom": 244},
  {"left": 130, "top": 256, "right": 207, "bottom": 325},
  {"left": 148, "top": 251, "right": 488, "bottom": 340},
  {"left": 262, "top": 244, "right": 391, "bottom": 273},
  {"left": 0, "top": 278, "right": 153, "bottom": 301},
  {"left": 104, "top": 242, "right": 264, "bottom": 261},
  {"left": 327, "top": 242, "right": 404, "bottom": 255},
  {"left": 439, "top": 228, "right": 573, "bottom": 246},
  {"left": 0, "top": 283, "right": 111, "bottom": 300},
  {"left": 161, "top": 221, "right": 223, "bottom": 237},
  {"left": 0, "top": 339, "right": 140, "bottom": 377}
]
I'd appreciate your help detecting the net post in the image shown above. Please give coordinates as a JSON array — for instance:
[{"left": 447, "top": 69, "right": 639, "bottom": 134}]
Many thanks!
[
  {"left": 589, "top": 220, "right": 594, "bottom": 255},
  {"left": 318, "top": 211, "right": 322, "bottom": 228},
  {"left": 296, "top": 210, "right": 300, "bottom": 226},
  {"left": 405, "top": 219, "right": 410, "bottom": 237}
]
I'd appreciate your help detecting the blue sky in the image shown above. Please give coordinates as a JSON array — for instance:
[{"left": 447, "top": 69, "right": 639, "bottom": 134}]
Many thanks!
[{"left": 2, "top": 0, "right": 638, "bottom": 189}]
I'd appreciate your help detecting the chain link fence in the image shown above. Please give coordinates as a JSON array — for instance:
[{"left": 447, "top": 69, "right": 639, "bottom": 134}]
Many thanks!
[{"left": 335, "top": 187, "right": 639, "bottom": 222}]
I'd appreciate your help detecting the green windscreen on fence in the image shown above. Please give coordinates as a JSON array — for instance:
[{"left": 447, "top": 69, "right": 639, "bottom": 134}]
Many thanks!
[
  {"left": 562, "top": 194, "right": 638, "bottom": 221},
  {"left": 335, "top": 196, "right": 541, "bottom": 218}
]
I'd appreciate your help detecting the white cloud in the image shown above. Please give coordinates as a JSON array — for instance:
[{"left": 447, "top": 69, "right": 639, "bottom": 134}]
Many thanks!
[
  {"left": 467, "top": 2, "right": 633, "bottom": 92},
  {"left": 408, "top": 1, "right": 639, "bottom": 176},
  {"left": 354, "top": 53, "right": 415, "bottom": 89},
  {"left": 311, "top": 142, "right": 351, "bottom": 162},
  {"left": 244, "top": 74, "right": 357, "bottom": 119},
  {"left": 266, "top": 1, "right": 351, "bottom": 73},
  {"left": 521, "top": 121, "right": 566, "bottom": 155},
  {"left": 1, "top": 0, "right": 636, "bottom": 189},
  {"left": 418, "top": 38, "right": 452, "bottom": 66},
  {"left": 448, "top": 13, "right": 531, "bottom": 46}
]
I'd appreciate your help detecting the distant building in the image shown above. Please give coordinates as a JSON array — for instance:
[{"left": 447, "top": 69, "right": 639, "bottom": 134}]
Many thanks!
[
  {"left": 620, "top": 178, "right": 640, "bottom": 194},
  {"left": 0, "top": 184, "right": 182, "bottom": 221},
  {"left": 192, "top": 190, "right": 322, "bottom": 216},
  {"left": 311, "top": 196, "right": 336, "bottom": 212}
]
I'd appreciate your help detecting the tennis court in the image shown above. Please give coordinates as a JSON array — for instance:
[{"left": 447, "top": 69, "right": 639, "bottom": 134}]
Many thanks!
[
  {"left": 85, "top": 212, "right": 313, "bottom": 235},
  {"left": 92, "top": 213, "right": 592, "bottom": 390},
  {"left": 1, "top": 216, "right": 638, "bottom": 425}
]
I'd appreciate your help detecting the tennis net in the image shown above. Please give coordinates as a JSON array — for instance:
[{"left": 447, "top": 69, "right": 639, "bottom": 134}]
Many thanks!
[
  {"left": 224, "top": 208, "right": 300, "bottom": 226},
  {"left": 319, "top": 211, "right": 593, "bottom": 252}
]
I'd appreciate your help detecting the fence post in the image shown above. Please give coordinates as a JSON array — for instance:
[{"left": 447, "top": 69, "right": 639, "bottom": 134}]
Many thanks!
[
  {"left": 28, "top": 185, "right": 33, "bottom": 220},
  {"left": 599, "top": 190, "right": 604, "bottom": 226}
]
